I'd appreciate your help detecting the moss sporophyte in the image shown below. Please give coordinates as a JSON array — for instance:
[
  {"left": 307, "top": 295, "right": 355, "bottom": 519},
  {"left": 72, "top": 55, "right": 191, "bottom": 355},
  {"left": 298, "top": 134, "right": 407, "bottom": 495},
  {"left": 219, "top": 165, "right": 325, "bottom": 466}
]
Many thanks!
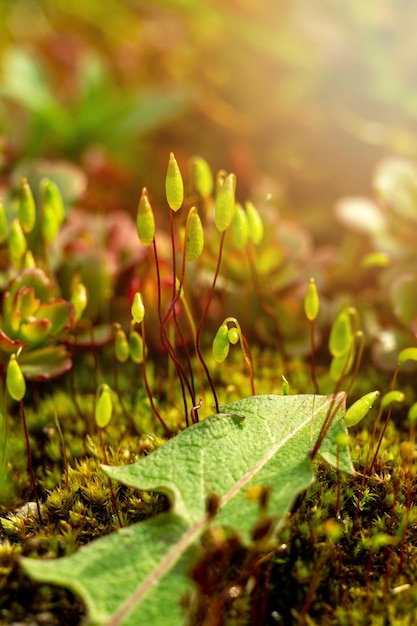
[{"left": 1, "top": 155, "right": 417, "bottom": 625}]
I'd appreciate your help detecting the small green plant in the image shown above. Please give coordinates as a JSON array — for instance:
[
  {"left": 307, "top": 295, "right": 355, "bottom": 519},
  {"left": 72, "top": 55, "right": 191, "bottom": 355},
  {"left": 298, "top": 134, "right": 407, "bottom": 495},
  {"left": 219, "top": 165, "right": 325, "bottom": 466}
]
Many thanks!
[{"left": 1, "top": 154, "right": 417, "bottom": 626}]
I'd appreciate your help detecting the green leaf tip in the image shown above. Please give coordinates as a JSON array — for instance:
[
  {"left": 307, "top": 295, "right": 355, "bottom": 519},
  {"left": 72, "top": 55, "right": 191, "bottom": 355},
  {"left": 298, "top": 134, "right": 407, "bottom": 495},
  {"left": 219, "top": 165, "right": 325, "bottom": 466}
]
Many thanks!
[
  {"left": 136, "top": 188, "right": 155, "bottom": 247},
  {"left": 166, "top": 152, "right": 184, "bottom": 212}
]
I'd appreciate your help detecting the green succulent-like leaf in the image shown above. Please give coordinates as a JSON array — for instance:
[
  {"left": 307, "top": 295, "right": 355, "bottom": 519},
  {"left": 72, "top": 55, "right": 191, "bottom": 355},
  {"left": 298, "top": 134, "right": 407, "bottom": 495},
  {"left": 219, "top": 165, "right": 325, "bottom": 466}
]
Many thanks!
[
  {"left": 0, "top": 328, "right": 26, "bottom": 354},
  {"left": 35, "top": 299, "right": 73, "bottom": 336},
  {"left": 19, "top": 318, "right": 52, "bottom": 347},
  {"left": 18, "top": 345, "right": 72, "bottom": 381},
  {"left": 22, "top": 394, "right": 353, "bottom": 626},
  {"left": 15, "top": 287, "right": 40, "bottom": 318},
  {"left": 5, "top": 269, "right": 55, "bottom": 322}
]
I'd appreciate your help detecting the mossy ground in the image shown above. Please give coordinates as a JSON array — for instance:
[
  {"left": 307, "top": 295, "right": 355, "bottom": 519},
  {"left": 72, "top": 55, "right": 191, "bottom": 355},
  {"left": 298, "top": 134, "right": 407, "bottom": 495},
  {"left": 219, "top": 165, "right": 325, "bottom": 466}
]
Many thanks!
[{"left": 1, "top": 346, "right": 417, "bottom": 625}]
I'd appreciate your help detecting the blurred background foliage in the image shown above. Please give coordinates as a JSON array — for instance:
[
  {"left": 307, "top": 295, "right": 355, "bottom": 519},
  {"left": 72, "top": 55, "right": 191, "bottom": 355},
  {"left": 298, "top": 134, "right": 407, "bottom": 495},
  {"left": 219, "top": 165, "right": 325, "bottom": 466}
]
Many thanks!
[{"left": 1, "top": 0, "right": 417, "bottom": 236}]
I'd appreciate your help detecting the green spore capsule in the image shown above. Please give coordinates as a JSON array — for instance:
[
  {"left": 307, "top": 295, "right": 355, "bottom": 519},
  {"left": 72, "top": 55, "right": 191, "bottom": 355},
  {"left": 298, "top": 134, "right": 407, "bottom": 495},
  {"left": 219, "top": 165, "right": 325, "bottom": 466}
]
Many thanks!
[
  {"left": 136, "top": 187, "right": 155, "bottom": 247},
  {"left": 397, "top": 347, "right": 417, "bottom": 366},
  {"left": 282, "top": 375, "right": 290, "bottom": 396},
  {"left": 6, "top": 354, "right": 26, "bottom": 402},
  {"left": 304, "top": 277, "right": 320, "bottom": 322},
  {"left": 232, "top": 203, "right": 249, "bottom": 250},
  {"left": 380, "top": 390, "right": 405, "bottom": 410},
  {"left": 329, "top": 350, "right": 354, "bottom": 382},
  {"left": 345, "top": 391, "right": 380, "bottom": 428},
  {"left": 71, "top": 282, "right": 88, "bottom": 323},
  {"left": 42, "top": 179, "right": 65, "bottom": 228},
  {"left": 245, "top": 201, "right": 264, "bottom": 245},
  {"left": 228, "top": 326, "right": 240, "bottom": 345},
  {"left": 214, "top": 173, "right": 236, "bottom": 232},
  {"left": 212, "top": 324, "right": 230, "bottom": 363},
  {"left": 166, "top": 152, "right": 184, "bottom": 212},
  {"left": 408, "top": 402, "right": 417, "bottom": 422},
  {"left": 186, "top": 208, "right": 204, "bottom": 262},
  {"left": 191, "top": 156, "right": 213, "bottom": 198},
  {"left": 114, "top": 325, "right": 130, "bottom": 363},
  {"left": 19, "top": 178, "right": 36, "bottom": 234},
  {"left": 329, "top": 310, "right": 352, "bottom": 357},
  {"left": 95, "top": 384, "right": 113, "bottom": 429},
  {"left": 129, "top": 329, "right": 144, "bottom": 363},
  {"left": 131, "top": 292, "right": 145, "bottom": 324},
  {"left": 8, "top": 218, "right": 27, "bottom": 267},
  {"left": 0, "top": 199, "right": 7, "bottom": 243}
]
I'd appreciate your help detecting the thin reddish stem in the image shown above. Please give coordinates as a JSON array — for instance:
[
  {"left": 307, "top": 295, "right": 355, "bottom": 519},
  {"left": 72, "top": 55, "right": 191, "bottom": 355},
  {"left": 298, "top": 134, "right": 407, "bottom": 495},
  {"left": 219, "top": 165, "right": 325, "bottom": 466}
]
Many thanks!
[
  {"left": 195, "top": 231, "right": 227, "bottom": 413},
  {"left": 140, "top": 319, "right": 171, "bottom": 438}
]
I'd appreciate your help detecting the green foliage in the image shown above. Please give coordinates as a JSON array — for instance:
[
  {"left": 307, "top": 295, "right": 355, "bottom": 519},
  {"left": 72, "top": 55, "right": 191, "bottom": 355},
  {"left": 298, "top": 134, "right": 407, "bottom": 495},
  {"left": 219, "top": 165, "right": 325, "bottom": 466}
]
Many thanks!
[
  {"left": 1, "top": 150, "right": 417, "bottom": 625},
  {"left": 22, "top": 394, "right": 352, "bottom": 626}
]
